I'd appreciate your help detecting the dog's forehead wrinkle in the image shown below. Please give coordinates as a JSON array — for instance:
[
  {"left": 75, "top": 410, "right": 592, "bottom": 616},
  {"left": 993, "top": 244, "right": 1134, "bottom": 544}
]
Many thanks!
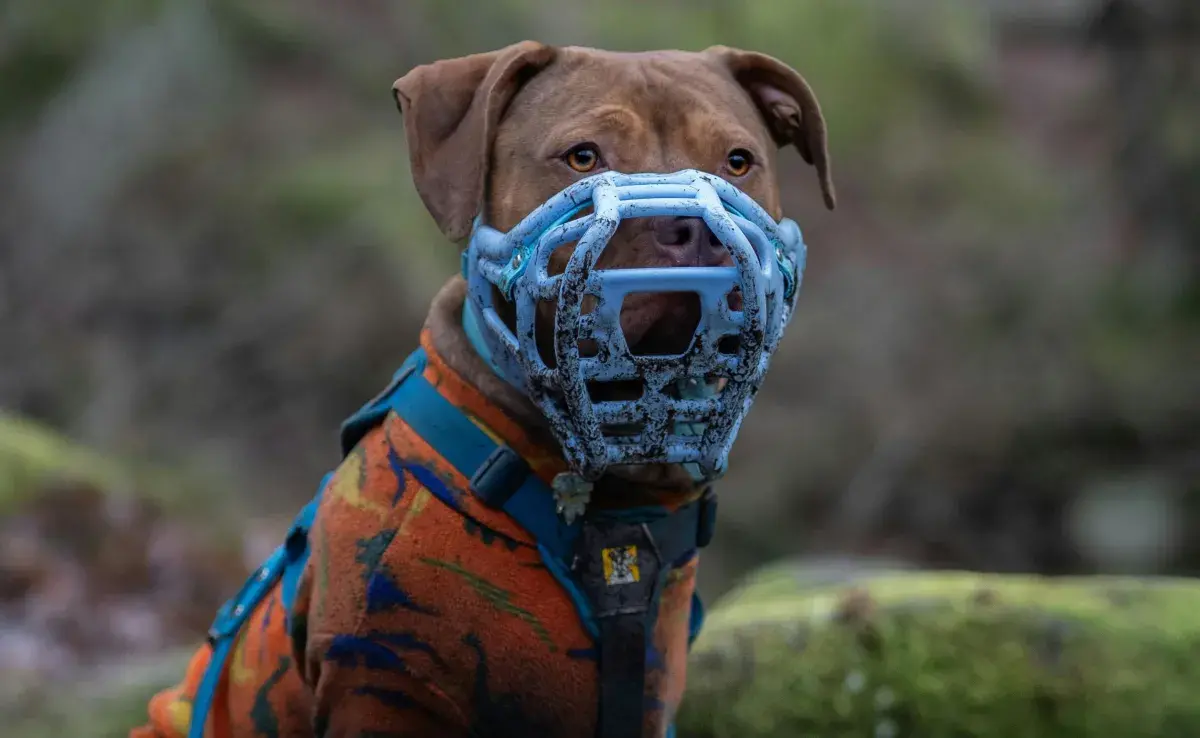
[
  {"left": 542, "top": 51, "right": 715, "bottom": 111},
  {"left": 542, "top": 103, "right": 648, "bottom": 148},
  {"left": 632, "top": 67, "right": 768, "bottom": 167},
  {"left": 503, "top": 60, "right": 597, "bottom": 124}
]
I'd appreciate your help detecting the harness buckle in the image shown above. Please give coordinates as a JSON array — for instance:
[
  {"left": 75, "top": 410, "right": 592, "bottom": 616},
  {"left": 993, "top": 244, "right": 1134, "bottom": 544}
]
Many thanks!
[{"left": 470, "top": 445, "right": 532, "bottom": 508}]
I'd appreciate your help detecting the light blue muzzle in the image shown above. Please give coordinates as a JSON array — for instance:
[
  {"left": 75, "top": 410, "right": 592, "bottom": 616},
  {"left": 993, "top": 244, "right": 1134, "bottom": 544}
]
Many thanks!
[{"left": 464, "top": 169, "right": 807, "bottom": 482}]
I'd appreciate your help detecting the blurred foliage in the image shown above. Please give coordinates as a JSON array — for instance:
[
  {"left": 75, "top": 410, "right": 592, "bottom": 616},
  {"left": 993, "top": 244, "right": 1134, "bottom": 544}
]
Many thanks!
[
  {"left": 0, "top": 411, "right": 133, "bottom": 510},
  {"left": 6, "top": 650, "right": 194, "bottom": 738},
  {"left": 0, "top": 0, "right": 1196, "bottom": 734},
  {"left": 679, "top": 562, "right": 1200, "bottom": 738},
  {"left": 0, "top": 411, "right": 232, "bottom": 517},
  {"left": 0, "top": 415, "right": 249, "bottom": 734}
]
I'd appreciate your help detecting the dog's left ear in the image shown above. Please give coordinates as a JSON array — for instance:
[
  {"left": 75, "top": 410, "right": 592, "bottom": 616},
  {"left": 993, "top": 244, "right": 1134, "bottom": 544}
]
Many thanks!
[
  {"left": 706, "top": 46, "right": 836, "bottom": 210},
  {"left": 393, "top": 42, "right": 558, "bottom": 242}
]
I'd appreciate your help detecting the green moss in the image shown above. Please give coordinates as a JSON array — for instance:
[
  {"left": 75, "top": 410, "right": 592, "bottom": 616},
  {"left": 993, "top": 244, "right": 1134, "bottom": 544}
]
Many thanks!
[{"left": 679, "top": 569, "right": 1200, "bottom": 738}]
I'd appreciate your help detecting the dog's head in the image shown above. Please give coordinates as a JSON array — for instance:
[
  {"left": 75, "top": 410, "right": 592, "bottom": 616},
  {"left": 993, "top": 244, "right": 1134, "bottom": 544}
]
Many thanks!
[{"left": 393, "top": 43, "right": 834, "bottom": 489}]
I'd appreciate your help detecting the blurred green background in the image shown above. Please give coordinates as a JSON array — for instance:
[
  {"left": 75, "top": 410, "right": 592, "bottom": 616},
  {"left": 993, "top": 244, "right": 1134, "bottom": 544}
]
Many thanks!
[{"left": 0, "top": 0, "right": 1196, "bottom": 734}]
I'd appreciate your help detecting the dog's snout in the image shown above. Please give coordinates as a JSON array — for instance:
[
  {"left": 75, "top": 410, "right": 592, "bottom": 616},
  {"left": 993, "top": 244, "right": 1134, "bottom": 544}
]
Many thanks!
[{"left": 651, "top": 216, "right": 727, "bottom": 267}]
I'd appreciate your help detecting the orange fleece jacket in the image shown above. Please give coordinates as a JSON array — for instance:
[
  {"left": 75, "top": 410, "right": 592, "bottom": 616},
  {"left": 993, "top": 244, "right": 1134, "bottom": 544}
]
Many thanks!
[{"left": 130, "top": 329, "right": 699, "bottom": 738}]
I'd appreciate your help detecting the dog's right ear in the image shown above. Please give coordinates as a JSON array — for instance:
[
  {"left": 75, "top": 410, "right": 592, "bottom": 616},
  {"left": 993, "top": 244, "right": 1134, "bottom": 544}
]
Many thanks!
[{"left": 393, "top": 42, "right": 557, "bottom": 243}]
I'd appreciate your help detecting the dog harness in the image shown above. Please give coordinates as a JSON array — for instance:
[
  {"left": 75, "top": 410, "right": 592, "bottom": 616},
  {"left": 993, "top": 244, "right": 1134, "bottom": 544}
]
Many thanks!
[{"left": 187, "top": 346, "right": 714, "bottom": 738}]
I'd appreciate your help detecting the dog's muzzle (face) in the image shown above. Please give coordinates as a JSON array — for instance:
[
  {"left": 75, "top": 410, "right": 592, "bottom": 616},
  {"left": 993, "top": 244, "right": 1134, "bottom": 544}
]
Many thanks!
[{"left": 464, "top": 170, "right": 807, "bottom": 482}]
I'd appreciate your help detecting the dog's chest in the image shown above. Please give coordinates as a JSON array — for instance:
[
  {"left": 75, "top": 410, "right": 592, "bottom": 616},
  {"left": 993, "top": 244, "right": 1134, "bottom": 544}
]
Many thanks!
[{"left": 368, "top": 481, "right": 699, "bottom": 737}]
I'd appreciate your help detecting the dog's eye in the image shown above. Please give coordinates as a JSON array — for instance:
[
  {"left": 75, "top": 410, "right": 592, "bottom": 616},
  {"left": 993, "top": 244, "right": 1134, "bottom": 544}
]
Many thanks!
[
  {"left": 726, "top": 149, "right": 754, "bottom": 177},
  {"left": 564, "top": 144, "right": 601, "bottom": 173}
]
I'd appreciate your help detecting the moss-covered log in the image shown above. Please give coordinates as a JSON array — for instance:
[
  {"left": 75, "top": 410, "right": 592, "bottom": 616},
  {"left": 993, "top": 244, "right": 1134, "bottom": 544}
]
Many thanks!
[{"left": 678, "top": 562, "right": 1200, "bottom": 738}]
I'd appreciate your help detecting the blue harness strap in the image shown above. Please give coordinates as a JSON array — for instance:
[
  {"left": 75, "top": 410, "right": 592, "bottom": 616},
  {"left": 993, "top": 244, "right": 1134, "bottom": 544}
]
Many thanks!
[
  {"left": 187, "top": 473, "right": 330, "bottom": 738},
  {"left": 189, "top": 346, "right": 712, "bottom": 737},
  {"left": 366, "top": 351, "right": 582, "bottom": 560}
]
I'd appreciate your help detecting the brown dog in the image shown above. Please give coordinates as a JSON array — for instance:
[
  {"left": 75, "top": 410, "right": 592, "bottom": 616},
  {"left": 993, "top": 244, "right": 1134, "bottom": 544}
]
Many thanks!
[
  {"left": 405, "top": 41, "right": 833, "bottom": 491},
  {"left": 132, "top": 42, "right": 833, "bottom": 738}
]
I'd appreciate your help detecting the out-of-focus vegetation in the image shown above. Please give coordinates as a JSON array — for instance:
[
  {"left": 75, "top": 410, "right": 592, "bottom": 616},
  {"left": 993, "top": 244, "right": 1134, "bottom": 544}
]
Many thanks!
[
  {"left": 0, "top": 414, "right": 247, "bottom": 732},
  {"left": 0, "top": 0, "right": 1195, "bottom": 734},
  {"left": 678, "top": 563, "right": 1200, "bottom": 738}
]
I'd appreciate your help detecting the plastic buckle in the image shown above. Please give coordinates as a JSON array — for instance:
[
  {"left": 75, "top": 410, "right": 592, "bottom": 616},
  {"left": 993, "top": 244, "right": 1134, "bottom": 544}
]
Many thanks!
[{"left": 470, "top": 445, "right": 531, "bottom": 509}]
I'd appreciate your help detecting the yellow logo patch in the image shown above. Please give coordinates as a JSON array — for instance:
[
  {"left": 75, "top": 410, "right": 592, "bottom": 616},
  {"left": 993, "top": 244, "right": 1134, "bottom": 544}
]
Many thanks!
[{"left": 601, "top": 545, "right": 640, "bottom": 586}]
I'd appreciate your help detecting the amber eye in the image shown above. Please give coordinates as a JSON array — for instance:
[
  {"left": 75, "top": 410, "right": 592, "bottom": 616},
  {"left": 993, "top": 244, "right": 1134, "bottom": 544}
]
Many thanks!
[
  {"left": 726, "top": 149, "right": 753, "bottom": 177},
  {"left": 564, "top": 144, "right": 601, "bottom": 173}
]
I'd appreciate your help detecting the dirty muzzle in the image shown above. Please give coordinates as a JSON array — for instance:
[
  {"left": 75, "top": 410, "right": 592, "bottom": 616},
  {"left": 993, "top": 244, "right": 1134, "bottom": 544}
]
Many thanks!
[{"left": 464, "top": 169, "right": 807, "bottom": 483}]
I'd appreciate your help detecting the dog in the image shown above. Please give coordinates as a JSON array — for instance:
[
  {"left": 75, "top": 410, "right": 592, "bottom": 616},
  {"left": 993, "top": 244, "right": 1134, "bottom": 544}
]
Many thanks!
[{"left": 130, "top": 41, "right": 833, "bottom": 738}]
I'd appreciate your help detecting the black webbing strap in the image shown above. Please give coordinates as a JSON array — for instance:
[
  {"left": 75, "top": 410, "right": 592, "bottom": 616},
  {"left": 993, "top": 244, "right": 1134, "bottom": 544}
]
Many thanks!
[{"left": 572, "top": 501, "right": 704, "bottom": 738}]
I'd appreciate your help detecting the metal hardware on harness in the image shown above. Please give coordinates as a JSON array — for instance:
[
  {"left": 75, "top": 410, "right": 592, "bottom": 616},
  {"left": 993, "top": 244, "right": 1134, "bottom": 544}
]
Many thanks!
[
  {"left": 552, "top": 471, "right": 593, "bottom": 524},
  {"left": 464, "top": 169, "right": 810, "bottom": 483}
]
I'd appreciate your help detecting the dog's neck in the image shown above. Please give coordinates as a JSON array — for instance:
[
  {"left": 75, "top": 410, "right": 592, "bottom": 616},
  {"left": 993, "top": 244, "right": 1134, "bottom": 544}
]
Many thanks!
[
  {"left": 425, "top": 276, "right": 705, "bottom": 509},
  {"left": 426, "top": 276, "right": 551, "bottom": 441}
]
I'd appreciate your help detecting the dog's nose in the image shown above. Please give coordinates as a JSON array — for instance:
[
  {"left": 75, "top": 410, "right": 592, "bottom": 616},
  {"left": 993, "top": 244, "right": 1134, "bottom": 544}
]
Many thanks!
[{"left": 651, "top": 216, "right": 727, "bottom": 267}]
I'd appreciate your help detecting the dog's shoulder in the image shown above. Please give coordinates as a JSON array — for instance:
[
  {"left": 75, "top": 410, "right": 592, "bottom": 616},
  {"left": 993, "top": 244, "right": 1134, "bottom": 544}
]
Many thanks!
[
  {"left": 299, "top": 416, "right": 602, "bottom": 727},
  {"left": 304, "top": 414, "right": 545, "bottom": 626}
]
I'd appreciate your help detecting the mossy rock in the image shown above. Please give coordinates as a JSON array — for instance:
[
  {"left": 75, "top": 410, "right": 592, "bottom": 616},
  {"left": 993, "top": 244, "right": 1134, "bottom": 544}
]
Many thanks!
[{"left": 678, "top": 562, "right": 1200, "bottom": 738}]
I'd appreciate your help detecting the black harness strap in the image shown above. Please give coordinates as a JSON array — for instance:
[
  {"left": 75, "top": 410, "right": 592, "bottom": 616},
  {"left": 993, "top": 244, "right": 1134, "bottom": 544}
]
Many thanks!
[{"left": 572, "top": 504, "right": 706, "bottom": 738}]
